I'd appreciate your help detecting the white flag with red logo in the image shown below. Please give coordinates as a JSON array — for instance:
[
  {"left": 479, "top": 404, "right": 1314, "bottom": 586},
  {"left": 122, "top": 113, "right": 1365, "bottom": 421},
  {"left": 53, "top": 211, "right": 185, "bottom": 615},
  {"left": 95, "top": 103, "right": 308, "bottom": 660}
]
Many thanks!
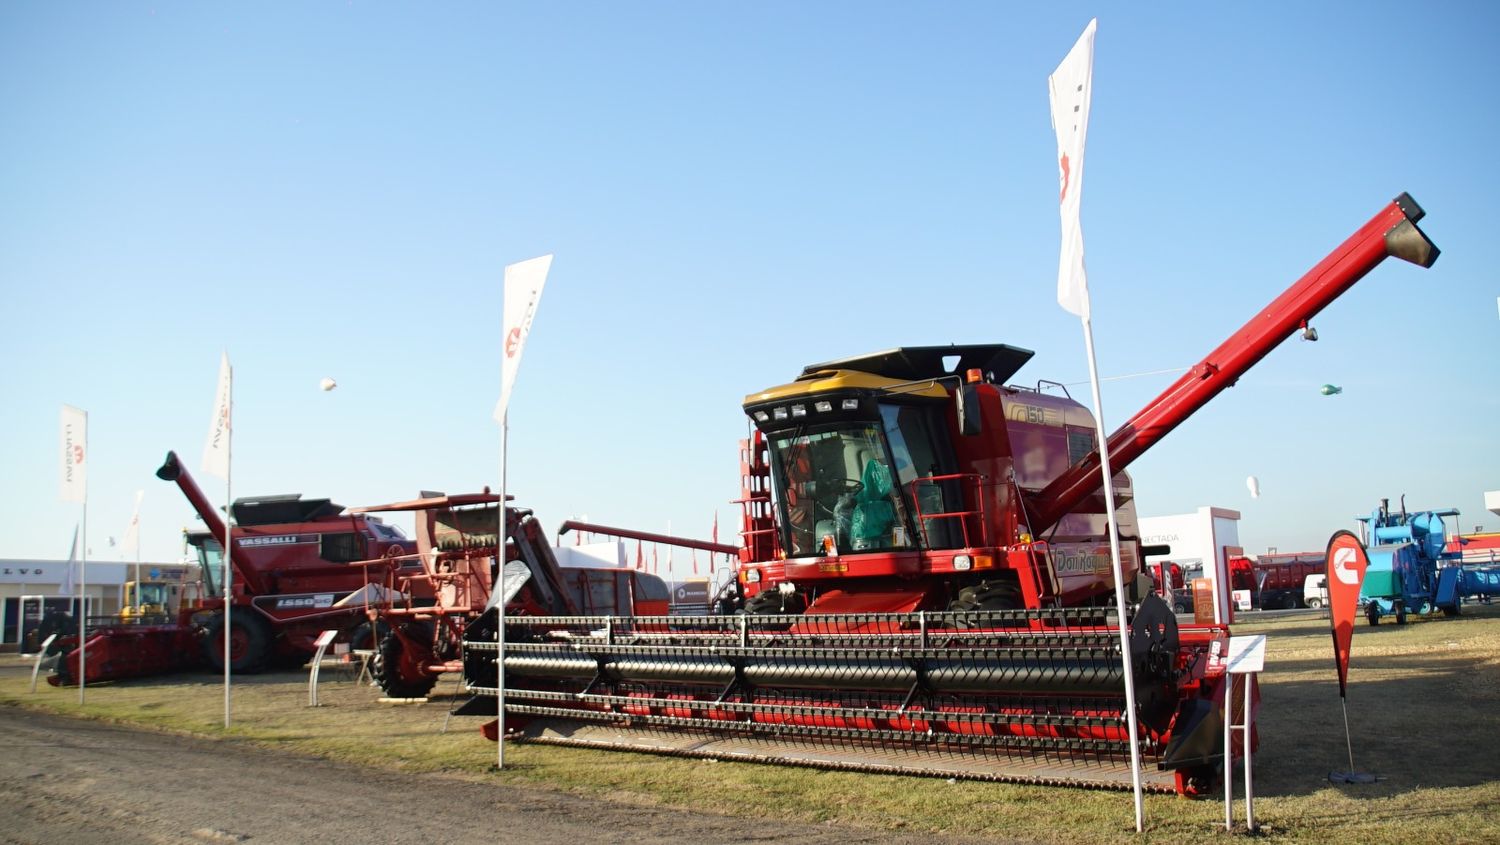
[
  {"left": 1049, "top": 18, "right": 1097, "bottom": 321},
  {"left": 493, "top": 254, "right": 553, "bottom": 422},
  {"left": 59, "top": 404, "right": 87, "bottom": 503},
  {"left": 203, "top": 352, "right": 233, "bottom": 480},
  {"left": 120, "top": 489, "right": 145, "bottom": 559}
]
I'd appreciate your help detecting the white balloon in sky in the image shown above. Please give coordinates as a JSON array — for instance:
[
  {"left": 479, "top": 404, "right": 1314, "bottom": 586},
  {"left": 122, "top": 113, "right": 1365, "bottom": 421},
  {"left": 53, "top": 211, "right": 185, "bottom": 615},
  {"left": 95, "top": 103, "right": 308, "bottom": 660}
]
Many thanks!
[
  {"left": 1246, "top": 475, "right": 1260, "bottom": 499},
  {"left": 319, "top": 377, "right": 337, "bottom": 392}
]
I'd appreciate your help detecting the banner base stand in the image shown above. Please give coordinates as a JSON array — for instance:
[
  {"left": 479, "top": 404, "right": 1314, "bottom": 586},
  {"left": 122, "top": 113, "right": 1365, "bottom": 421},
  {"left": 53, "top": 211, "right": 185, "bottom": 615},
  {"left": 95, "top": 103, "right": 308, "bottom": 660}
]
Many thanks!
[{"left": 1328, "top": 770, "right": 1379, "bottom": 784}]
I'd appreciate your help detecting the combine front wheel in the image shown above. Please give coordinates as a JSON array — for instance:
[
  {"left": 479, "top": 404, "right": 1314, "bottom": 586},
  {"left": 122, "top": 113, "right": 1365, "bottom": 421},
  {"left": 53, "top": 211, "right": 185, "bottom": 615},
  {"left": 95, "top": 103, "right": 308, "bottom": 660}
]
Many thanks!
[
  {"left": 202, "top": 612, "right": 270, "bottom": 674},
  {"left": 372, "top": 623, "right": 438, "bottom": 699}
]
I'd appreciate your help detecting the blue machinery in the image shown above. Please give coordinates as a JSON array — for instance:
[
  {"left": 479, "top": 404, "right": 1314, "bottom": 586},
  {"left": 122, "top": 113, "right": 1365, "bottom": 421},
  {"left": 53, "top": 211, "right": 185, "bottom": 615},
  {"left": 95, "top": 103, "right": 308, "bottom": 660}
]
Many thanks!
[{"left": 1356, "top": 498, "right": 1499, "bottom": 624}]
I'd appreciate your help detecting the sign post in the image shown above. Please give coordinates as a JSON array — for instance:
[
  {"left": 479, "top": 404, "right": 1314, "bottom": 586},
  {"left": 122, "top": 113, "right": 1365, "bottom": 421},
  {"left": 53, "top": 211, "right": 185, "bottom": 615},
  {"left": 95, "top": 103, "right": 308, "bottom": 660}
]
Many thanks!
[{"left": 1224, "top": 634, "right": 1265, "bottom": 832}]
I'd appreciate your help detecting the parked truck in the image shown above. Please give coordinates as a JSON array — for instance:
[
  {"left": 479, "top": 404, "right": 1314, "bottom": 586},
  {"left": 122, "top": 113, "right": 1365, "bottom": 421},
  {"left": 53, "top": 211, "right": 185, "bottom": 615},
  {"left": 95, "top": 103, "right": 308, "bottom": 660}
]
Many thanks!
[{"left": 465, "top": 194, "right": 1439, "bottom": 795}]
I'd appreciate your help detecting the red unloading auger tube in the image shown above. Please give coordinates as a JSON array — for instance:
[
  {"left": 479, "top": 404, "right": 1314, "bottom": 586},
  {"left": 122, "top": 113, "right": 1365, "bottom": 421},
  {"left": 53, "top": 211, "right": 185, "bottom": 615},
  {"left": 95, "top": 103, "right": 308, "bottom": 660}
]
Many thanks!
[
  {"left": 1027, "top": 195, "right": 1439, "bottom": 535},
  {"left": 156, "top": 449, "right": 263, "bottom": 595}
]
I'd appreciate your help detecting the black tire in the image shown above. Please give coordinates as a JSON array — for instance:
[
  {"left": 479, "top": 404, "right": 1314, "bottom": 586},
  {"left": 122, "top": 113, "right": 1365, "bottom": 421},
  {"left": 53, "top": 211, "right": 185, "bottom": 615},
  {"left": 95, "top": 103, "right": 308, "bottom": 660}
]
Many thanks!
[
  {"left": 372, "top": 624, "right": 438, "bottom": 699},
  {"left": 1307, "top": 598, "right": 1323, "bottom": 610},
  {"left": 201, "top": 612, "right": 270, "bottom": 674},
  {"left": 948, "top": 577, "right": 1025, "bottom": 629},
  {"left": 743, "top": 588, "right": 807, "bottom": 616},
  {"left": 949, "top": 579, "right": 1022, "bottom": 613},
  {"left": 349, "top": 620, "right": 390, "bottom": 652},
  {"left": 1366, "top": 605, "right": 1381, "bottom": 626}
]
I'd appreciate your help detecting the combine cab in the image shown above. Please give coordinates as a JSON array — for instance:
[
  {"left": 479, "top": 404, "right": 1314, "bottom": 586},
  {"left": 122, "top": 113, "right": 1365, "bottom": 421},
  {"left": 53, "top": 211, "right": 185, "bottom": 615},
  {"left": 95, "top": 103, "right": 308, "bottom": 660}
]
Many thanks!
[{"left": 465, "top": 195, "right": 1439, "bottom": 793}]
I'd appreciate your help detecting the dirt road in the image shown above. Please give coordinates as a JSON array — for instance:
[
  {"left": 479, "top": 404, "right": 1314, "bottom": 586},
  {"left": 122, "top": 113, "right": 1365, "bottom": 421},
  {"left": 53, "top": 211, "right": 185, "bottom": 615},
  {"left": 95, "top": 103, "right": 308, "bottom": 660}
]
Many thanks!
[{"left": 0, "top": 707, "right": 1000, "bottom": 845}]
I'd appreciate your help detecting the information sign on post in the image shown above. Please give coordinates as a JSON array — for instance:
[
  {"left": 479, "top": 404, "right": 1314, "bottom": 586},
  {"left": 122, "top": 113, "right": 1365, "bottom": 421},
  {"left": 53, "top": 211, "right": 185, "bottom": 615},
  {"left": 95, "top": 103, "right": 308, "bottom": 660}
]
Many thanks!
[{"left": 1224, "top": 634, "right": 1266, "bottom": 832}]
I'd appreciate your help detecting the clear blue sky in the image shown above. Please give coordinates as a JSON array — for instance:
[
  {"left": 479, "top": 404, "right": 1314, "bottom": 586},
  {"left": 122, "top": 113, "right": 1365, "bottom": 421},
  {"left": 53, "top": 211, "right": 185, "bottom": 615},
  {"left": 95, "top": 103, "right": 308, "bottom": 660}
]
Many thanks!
[{"left": 2, "top": 3, "right": 1496, "bottom": 568}]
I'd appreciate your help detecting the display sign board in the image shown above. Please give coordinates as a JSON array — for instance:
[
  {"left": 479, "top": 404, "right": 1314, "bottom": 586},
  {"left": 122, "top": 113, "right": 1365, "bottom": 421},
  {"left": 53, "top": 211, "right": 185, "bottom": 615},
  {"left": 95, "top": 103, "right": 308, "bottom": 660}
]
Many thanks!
[{"left": 1226, "top": 634, "right": 1267, "bottom": 674}]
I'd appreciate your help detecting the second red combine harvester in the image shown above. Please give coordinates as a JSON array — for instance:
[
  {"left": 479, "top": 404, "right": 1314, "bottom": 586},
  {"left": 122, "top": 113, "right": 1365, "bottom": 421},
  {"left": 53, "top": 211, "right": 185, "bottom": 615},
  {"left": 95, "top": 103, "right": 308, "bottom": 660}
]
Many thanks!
[
  {"left": 49, "top": 452, "right": 417, "bottom": 685},
  {"left": 464, "top": 195, "right": 1438, "bottom": 794}
]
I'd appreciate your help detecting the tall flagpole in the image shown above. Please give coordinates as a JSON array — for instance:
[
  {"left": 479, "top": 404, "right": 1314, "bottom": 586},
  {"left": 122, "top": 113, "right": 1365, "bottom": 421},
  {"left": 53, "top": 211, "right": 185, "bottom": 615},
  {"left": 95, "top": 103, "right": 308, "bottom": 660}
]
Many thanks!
[
  {"left": 497, "top": 413, "right": 508, "bottom": 769},
  {"left": 1049, "top": 19, "right": 1143, "bottom": 831},
  {"left": 492, "top": 253, "right": 551, "bottom": 770},
  {"left": 223, "top": 366, "right": 234, "bottom": 730},
  {"left": 1081, "top": 320, "right": 1146, "bottom": 830},
  {"left": 60, "top": 405, "right": 88, "bottom": 702},
  {"left": 79, "top": 441, "right": 87, "bottom": 707}
]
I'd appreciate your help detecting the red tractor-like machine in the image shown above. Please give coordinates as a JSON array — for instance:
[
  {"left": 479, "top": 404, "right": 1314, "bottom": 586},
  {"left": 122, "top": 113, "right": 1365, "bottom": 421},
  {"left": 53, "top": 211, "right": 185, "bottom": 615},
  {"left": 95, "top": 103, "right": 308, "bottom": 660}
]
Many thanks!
[
  {"left": 49, "top": 451, "right": 417, "bottom": 685},
  {"left": 349, "top": 494, "right": 673, "bottom": 700},
  {"left": 464, "top": 195, "right": 1437, "bottom": 793}
]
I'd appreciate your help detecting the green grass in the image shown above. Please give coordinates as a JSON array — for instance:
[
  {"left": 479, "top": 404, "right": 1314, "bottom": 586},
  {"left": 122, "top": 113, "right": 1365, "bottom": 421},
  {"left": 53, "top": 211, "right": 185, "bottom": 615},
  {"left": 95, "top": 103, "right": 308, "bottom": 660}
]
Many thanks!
[{"left": 4, "top": 605, "right": 1498, "bottom": 843}]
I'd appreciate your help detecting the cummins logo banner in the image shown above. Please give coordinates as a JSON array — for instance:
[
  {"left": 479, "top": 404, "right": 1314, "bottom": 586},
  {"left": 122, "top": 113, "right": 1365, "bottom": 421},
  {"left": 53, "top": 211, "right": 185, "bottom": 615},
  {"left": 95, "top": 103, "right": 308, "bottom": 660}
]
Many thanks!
[{"left": 1325, "top": 529, "right": 1370, "bottom": 698}]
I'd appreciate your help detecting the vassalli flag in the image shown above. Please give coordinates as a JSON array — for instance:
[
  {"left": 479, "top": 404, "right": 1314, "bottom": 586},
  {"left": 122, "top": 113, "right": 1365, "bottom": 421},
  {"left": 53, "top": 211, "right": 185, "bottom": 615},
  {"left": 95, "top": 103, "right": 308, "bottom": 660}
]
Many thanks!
[
  {"left": 1325, "top": 530, "right": 1370, "bottom": 698},
  {"left": 60, "top": 404, "right": 87, "bottom": 503}
]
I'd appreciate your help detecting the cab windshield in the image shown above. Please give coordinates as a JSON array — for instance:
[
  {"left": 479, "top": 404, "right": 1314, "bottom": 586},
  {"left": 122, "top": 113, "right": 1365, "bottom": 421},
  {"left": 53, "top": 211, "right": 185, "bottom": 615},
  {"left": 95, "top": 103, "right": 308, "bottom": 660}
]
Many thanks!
[
  {"left": 132, "top": 583, "right": 170, "bottom": 606},
  {"left": 769, "top": 422, "right": 910, "bottom": 557},
  {"left": 192, "top": 537, "right": 225, "bottom": 598}
]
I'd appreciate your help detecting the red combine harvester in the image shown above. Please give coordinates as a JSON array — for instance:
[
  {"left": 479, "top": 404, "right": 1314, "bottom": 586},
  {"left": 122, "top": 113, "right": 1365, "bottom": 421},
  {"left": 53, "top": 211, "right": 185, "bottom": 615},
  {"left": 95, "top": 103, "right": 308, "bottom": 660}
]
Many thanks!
[
  {"left": 465, "top": 195, "right": 1438, "bottom": 794},
  {"left": 348, "top": 494, "right": 672, "bottom": 699},
  {"left": 49, "top": 451, "right": 416, "bottom": 685}
]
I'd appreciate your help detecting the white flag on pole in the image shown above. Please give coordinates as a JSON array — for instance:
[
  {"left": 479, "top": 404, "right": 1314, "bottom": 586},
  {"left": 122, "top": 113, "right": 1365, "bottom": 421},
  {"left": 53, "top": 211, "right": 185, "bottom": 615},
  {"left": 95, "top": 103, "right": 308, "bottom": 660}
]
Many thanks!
[
  {"left": 1049, "top": 18, "right": 1097, "bottom": 321},
  {"left": 203, "top": 352, "right": 233, "bottom": 480},
  {"left": 493, "top": 254, "right": 553, "bottom": 422},
  {"left": 59, "top": 525, "right": 79, "bottom": 596},
  {"left": 120, "top": 489, "right": 145, "bottom": 559},
  {"left": 60, "top": 405, "right": 87, "bottom": 503}
]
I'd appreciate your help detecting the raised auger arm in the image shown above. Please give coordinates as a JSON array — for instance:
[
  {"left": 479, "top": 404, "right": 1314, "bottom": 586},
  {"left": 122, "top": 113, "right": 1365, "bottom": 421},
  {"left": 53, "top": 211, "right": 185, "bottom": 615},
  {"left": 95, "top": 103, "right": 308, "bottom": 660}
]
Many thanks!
[
  {"left": 156, "top": 449, "right": 261, "bottom": 594},
  {"left": 1027, "top": 194, "right": 1439, "bottom": 535},
  {"left": 156, "top": 450, "right": 228, "bottom": 545}
]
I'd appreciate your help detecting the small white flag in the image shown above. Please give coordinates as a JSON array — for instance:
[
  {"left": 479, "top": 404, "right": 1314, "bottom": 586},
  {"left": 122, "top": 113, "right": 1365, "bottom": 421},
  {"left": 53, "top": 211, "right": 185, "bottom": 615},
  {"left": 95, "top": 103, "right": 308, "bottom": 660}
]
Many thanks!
[
  {"left": 1049, "top": 18, "right": 1097, "bottom": 321},
  {"left": 59, "top": 405, "right": 88, "bottom": 503},
  {"left": 59, "top": 525, "right": 78, "bottom": 596},
  {"left": 493, "top": 254, "right": 553, "bottom": 422},
  {"left": 203, "top": 352, "right": 233, "bottom": 480},
  {"left": 120, "top": 489, "right": 145, "bottom": 559}
]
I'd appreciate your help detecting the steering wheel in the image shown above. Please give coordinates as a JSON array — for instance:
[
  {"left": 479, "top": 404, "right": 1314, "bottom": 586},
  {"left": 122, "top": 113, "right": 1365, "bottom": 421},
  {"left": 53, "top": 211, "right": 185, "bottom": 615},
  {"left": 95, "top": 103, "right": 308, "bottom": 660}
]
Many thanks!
[{"left": 814, "top": 479, "right": 864, "bottom": 518}]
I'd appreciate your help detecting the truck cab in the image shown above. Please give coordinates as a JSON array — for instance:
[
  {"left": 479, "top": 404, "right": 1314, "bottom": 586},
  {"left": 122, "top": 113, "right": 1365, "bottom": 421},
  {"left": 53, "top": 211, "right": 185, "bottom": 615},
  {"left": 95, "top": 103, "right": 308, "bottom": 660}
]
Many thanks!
[{"left": 1304, "top": 574, "right": 1328, "bottom": 609}]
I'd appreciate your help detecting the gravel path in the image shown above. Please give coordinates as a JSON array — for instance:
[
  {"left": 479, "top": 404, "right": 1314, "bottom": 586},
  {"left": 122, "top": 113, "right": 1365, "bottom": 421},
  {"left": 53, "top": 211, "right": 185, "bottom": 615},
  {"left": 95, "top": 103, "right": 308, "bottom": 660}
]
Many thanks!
[{"left": 0, "top": 706, "right": 1003, "bottom": 845}]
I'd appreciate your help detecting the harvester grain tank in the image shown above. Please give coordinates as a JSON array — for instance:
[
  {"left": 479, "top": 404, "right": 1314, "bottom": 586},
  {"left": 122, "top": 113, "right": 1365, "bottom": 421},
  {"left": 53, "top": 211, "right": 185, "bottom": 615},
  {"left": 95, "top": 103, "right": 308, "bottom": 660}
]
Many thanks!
[
  {"left": 466, "top": 194, "right": 1439, "bottom": 794},
  {"left": 48, "top": 451, "right": 416, "bottom": 685}
]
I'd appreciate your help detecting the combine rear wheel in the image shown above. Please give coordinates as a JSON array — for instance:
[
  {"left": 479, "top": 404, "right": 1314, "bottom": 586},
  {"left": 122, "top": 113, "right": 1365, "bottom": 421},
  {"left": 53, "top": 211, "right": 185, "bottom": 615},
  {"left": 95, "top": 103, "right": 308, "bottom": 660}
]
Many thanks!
[
  {"left": 372, "top": 623, "right": 438, "bottom": 699},
  {"left": 202, "top": 612, "right": 270, "bottom": 674}
]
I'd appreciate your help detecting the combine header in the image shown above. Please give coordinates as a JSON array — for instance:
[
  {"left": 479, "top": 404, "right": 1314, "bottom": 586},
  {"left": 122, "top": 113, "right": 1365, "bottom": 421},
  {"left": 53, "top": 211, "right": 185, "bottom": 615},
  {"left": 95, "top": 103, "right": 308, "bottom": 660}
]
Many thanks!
[{"left": 464, "top": 195, "right": 1438, "bottom": 793}]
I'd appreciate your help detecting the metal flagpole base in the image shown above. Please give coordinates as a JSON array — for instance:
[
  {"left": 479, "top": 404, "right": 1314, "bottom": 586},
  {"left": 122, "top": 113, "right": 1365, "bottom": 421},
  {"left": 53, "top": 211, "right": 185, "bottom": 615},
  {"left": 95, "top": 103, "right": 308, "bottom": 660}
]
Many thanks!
[{"left": 1328, "top": 771, "right": 1379, "bottom": 784}]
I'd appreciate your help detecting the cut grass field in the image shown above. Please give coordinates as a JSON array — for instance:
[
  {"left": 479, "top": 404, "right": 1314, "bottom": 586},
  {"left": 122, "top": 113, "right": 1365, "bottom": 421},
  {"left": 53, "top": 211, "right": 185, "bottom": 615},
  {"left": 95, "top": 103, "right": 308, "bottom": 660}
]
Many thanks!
[{"left": 2, "top": 605, "right": 1497, "bottom": 844}]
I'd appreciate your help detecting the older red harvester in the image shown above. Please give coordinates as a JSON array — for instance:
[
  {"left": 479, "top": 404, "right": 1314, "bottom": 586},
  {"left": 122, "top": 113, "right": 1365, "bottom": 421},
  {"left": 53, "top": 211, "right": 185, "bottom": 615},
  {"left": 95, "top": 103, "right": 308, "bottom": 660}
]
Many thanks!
[
  {"left": 349, "top": 494, "right": 673, "bottom": 699},
  {"left": 49, "top": 451, "right": 416, "bottom": 685},
  {"left": 463, "top": 195, "right": 1438, "bottom": 793}
]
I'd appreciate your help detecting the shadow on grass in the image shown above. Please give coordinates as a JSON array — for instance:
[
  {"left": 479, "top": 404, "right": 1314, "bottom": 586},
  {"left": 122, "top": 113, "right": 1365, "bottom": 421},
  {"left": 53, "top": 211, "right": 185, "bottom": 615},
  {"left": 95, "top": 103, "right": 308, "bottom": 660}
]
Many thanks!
[{"left": 1253, "top": 648, "right": 1500, "bottom": 798}]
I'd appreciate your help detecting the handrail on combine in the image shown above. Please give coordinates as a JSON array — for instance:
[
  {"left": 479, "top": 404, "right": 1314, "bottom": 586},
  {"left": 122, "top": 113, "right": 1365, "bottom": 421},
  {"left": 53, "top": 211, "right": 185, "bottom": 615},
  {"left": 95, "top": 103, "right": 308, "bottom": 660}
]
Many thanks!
[{"left": 907, "top": 473, "right": 989, "bottom": 548}]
